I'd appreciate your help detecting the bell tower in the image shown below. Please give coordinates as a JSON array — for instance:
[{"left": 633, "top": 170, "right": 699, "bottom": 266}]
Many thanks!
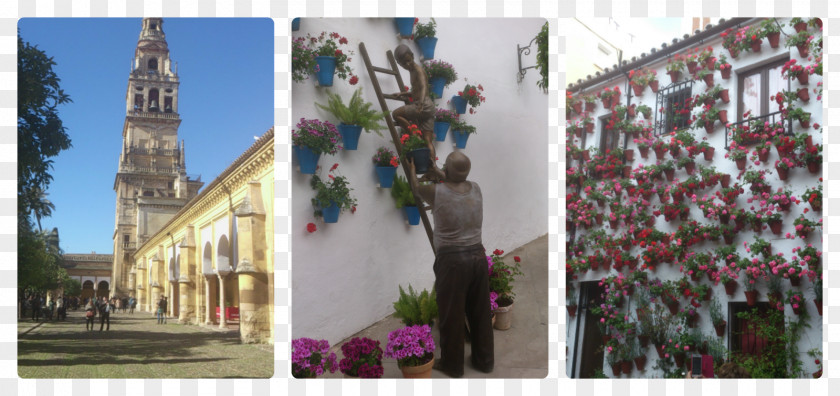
[{"left": 112, "top": 18, "right": 203, "bottom": 297}]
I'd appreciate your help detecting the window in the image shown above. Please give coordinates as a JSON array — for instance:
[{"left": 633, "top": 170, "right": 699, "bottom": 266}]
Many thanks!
[
  {"left": 148, "top": 58, "right": 158, "bottom": 72},
  {"left": 143, "top": 190, "right": 154, "bottom": 197},
  {"left": 728, "top": 302, "right": 783, "bottom": 356},
  {"left": 738, "top": 58, "right": 789, "bottom": 121},
  {"left": 598, "top": 114, "right": 619, "bottom": 153},
  {"left": 654, "top": 80, "right": 694, "bottom": 136}
]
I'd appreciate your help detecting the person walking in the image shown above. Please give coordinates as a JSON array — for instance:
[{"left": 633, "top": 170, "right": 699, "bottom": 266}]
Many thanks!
[
  {"left": 157, "top": 296, "right": 166, "bottom": 324},
  {"left": 56, "top": 295, "right": 65, "bottom": 321},
  {"left": 128, "top": 297, "right": 136, "bottom": 314},
  {"left": 98, "top": 296, "right": 111, "bottom": 331},
  {"left": 84, "top": 298, "right": 96, "bottom": 331},
  {"left": 406, "top": 152, "right": 494, "bottom": 378}
]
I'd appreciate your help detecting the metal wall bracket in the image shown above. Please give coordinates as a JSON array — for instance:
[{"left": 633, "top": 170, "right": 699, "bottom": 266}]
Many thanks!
[{"left": 517, "top": 37, "right": 538, "bottom": 82}]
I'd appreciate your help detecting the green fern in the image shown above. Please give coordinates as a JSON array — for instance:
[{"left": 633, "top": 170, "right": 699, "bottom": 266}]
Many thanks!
[
  {"left": 393, "top": 284, "right": 438, "bottom": 326},
  {"left": 315, "top": 87, "right": 386, "bottom": 136},
  {"left": 390, "top": 175, "right": 416, "bottom": 209}
]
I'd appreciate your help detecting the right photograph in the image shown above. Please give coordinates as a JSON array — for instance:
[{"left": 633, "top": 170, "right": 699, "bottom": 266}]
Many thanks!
[{"left": 565, "top": 17, "right": 823, "bottom": 379}]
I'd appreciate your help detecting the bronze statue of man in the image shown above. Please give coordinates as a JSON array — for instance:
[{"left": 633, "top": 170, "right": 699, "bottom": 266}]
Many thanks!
[
  {"left": 388, "top": 44, "right": 444, "bottom": 180},
  {"left": 406, "top": 152, "right": 494, "bottom": 378}
]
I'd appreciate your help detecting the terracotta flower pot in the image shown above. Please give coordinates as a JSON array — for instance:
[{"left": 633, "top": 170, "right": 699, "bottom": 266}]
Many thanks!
[
  {"left": 623, "top": 165, "right": 632, "bottom": 178},
  {"left": 656, "top": 346, "right": 666, "bottom": 359},
  {"left": 601, "top": 98, "right": 612, "bottom": 108},
  {"left": 566, "top": 304, "right": 577, "bottom": 317},
  {"left": 639, "top": 335, "right": 650, "bottom": 349},
  {"left": 674, "top": 353, "right": 686, "bottom": 368},
  {"left": 757, "top": 149, "right": 770, "bottom": 162},
  {"left": 649, "top": 79, "right": 659, "bottom": 93},
  {"left": 668, "top": 70, "right": 681, "bottom": 83},
  {"left": 794, "top": 22, "right": 808, "bottom": 32},
  {"left": 705, "top": 58, "right": 716, "bottom": 71},
  {"left": 714, "top": 321, "right": 727, "bottom": 337},
  {"left": 724, "top": 280, "right": 738, "bottom": 296},
  {"left": 687, "top": 61, "right": 698, "bottom": 75},
  {"left": 721, "top": 174, "right": 731, "bottom": 188},
  {"left": 628, "top": 104, "right": 636, "bottom": 118},
  {"left": 815, "top": 299, "right": 822, "bottom": 316},
  {"left": 807, "top": 161, "right": 820, "bottom": 174},
  {"left": 633, "top": 355, "right": 647, "bottom": 371},
  {"left": 736, "top": 158, "right": 746, "bottom": 170},
  {"left": 632, "top": 83, "right": 645, "bottom": 97},
  {"left": 704, "top": 121, "right": 715, "bottom": 134},
  {"left": 621, "top": 360, "right": 632, "bottom": 374},
  {"left": 767, "top": 32, "right": 781, "bottom": 48},
  {"left": 400, "top": 356, "right": 434, "bottom": 378},
  {"left": 798, "top": 87, "right": 810, "bottom": 102},
  {"left": 684, "top": 162, "right": 695, "bottom": 175},
  {"left": 745, "top": 290, "right": 758, "bottom": 306},
  {"left": 750, "top": 39, "right": 761, "bottom": 53},
  {"left": 585, "top": 102, "right": 596, "bottom": 112},
  {"left": 703, "top": 74, "right": 714, "bottom": 87},
  {"left": 728, "top": 47, "right": 739, "bottom": 58},
  {"left": 667, "top": 301, "right": 679, "bottom": 315},
  {"left": 796, "top": 72, "right": 809, "bottom": 85},
  {"left": 718, "top": 110, "right": 728, "bottom": 124},
  {"left": 654, "top": 147, "right": 667, "bottom": 160},
  {"left": 624, "top": 149, "right": 634, "bottom": 161},
  {"left": 721, "top": 68, "right": 731, "bottom": 79},
  {"left": 777, "top": 166, "right": 789, "bottom": 180},
  {"left": 703, "top": 147, "right": 714, "bottom": 161},
  {"left": 718, "top": 89, "right": 730, "bottom": 103},
  {"left": 797, "top": 44, "right": 809, "bottom": 58},
  {"left": 585, "top": 123, "right": 594, "bottom": 133},
  {"left": 670, "top": 147, "right": 681, "bottom": 159},
  {"left": 611, "top": 362, "right": 621, "bottom": 377},
  {"left": 789, "top": 276, "right": 801, "bottom": 287},
  {"left": 639, "top": 146, "right": 649, "bottom": 159},
  {"left": 572, "top": 102, "right": 582, "bottom": 114}
]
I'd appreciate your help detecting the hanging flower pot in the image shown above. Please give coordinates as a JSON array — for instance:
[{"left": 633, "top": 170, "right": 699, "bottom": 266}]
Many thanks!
[
  {"left": 601, "top": 97, "right": 612, "bottom": 108},
  {"left": 744, "top": 290, "right": 758, "bottom": 306},
  {"left": 718, "top": 110, "right": 728, "bottom": 124},
  {"left": 757, "top": 149, "right": 770, "bottom": 162},
  {"left": 705, "top": 57, "right": 716, "bottom": 71},
  {"left": 566, "top": 304, "right": 577, "bottom": 317},
  {"left": 797, "top": 87, "right": 810, "bottom": 102},
  {"left": 723, "top": 233, "right": 734, "bottom": 244},
  {"left": 453, "top": 130, "right": 470, "bottom": 149},
  {"left": 314, "top": 56, "right": 338, "bottom": 86},
  {"left": 797, "top": 43, "right": 810, "bottom": 58},
  {"left": 291, "top": 17, "right": 301, "bottom": 32},
  {"left": 721, "top": 67, "right": 731, "bottom": 79},
  {"left": 638, "top": 335, "right": 650, "bottom": 349},
  {"left": 631, "top": 83, "right": 644, "bottom": 96},
  {"left": 611, "top": 362, "right": 621, "bottom": 377},
  {"left": 789, "top": 275, "right": 801, "bottom": 287},
  {"left": 585, "top": 101, "right": 596, "bottom": 112},
  {"left": 338, "top": 123, "right": 364, "bottom": 150},
  {"left": 572, "top": 102, "right": 582, "bottom": 114},
  {"left": 736, "top": 158, "right": 747, "bottom": 170},
  {"left": 750, "top": 39, "right": 762, "bottom": 53},
  {"left": 703, "top": 74, "right": 714, "bottom": 88},
  {"left": 670, "top": 146, "right": 681, "bottom": 159},
  {"left": 654, "top": 147, "right": 667, "bottom": 160},
  {"left": 623, "top": 165, "right": 632, "bottom": 178},
  {"left": 684, "top": 162, "right": 695, "bottom": 175},
  {"left": 639, "top": 146, "right": 649, "bottom": 159},
  {"left": 794, "top": 21, "right": 808, "bottom": 32},
  {"left": 728, "top": 47, "right": 739, "bottom": 58},
  {"left": 656, "top": 346, "right": 666, "bottom": 359},
  {"left": 666, "top": 300, "right": 679, "bottom": 315},
  {"left": 673, "top": 352, "right": 686, "bottom": 368},
  {"left": 585, "top": 123, "right": 595, "bottom": 134},
  {"left": 415, "top": 36, "right": 438, "bottom": 59},
  {"left": 668, "top": 71, "right": 681, "bottom": 83},
  {"left": 322, "top": 201, "right": 341, "bottom": 223},
  {"left": 294, "top": 146, "right": 321, "bottom": 174},
  {"left": 628, "top": 104, "right": 636, "bottom": 118},
  {"left": 394, "top": 17, "right": 415, "bottom": 37},
  {"left": 796, "top": 72, "right": 809, "bottom": 85},
  {"left": 375, "top": 166, "right": 397, "bottom": 188},
  {"left": 776, "top": 166, "right": 789, "bottom": 180},
  {"left": 451, "top": 95, "right": 467, "bottom": 114},
  {"left": 664, "top": 168, "right": 675, "bottom": 181},
  {"left": 814, "top": 299, "right": 822, "bottom": 316},
  {"left": 767, "top": 32, "right": 780, "bottom": 48},
  {"left": 687, "top": 61, "right": 698, "bottom": 75},
  {"left": 429, "top": 76, "right": 446, "bottom": 98},
  {"left": 404, "top": 205, "right": 421, "bottom": 225},
  {"left": 720, "top": 174, "right": 731, "bottom": 188},
  {"left": 807, "top": 160, "right": 820, "bottom": 174},
  {"left": 624, "top": 149, "right": 634, "bottom": 161},
  {"left": 434, "top": 121, "right": 450, "bottom": 141},
  {"left": 799, "top": 114, "right": 811, "bottom": 129},
  {"left": 724, "top": 280, "right": 738, "bottom": 296},
  {"left": 703, "top": 147, "right": 715, "bottom": 161},
  {"left": 649, "top": 79, "right": 659, "bottom": 93},
  {"left": 686, "top": 314, "right": 699, "bottom": 328},
  {"left": 408, "top": 148, "right": 432, "bottom": 174},
  {"left": 704, "top": 121, "right": 715, "bottom": 134},
  {"left": 621, "top": 360, "right": 632, "bottom": 374},
  {"left": 612, "top": 95, "right": 620, "bottom": 107}
]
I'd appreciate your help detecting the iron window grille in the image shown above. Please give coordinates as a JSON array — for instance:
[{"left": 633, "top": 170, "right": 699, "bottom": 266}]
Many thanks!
[{"left": 654, "top": 80, "right": 695, "bottom": 136}]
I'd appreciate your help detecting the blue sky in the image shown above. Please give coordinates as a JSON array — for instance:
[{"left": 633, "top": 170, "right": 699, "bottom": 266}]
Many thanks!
[{"left": 18, "top": 18, "right": 274, "bottom": 254}]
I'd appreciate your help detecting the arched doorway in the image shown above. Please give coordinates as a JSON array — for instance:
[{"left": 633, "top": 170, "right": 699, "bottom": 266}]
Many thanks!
[
  {"left": 96, "top": 281, "right": 110, "bottom": 299},
  {"left": 81, "top": 280, "right": 95, "bottom": 301}
]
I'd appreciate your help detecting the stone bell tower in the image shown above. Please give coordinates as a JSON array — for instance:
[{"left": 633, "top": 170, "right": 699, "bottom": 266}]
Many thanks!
[{"left": 112, "top": 18, "right": 203, "bottom": 297}]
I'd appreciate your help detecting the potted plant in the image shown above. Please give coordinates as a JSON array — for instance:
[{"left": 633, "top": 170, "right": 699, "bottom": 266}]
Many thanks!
[
  {"left": 782, "top": 58, "right": 810, "bottom": 86},
  {"left": 400, "top": 124, "right": 431, "bottom": 173},
  {"left": 391, "top": 175, "right": 420, "bottom": 225},
  {"left": 803, "top": 185, "right": 822, "bottom": 211},
  {"left": 636, "top": 103, "right": 652, "bottom": 119},
  {"left": 292, "top": 37, "right": 318, "bottom": 83},
  {"left": 394, "top": 17, "right": 417, "bottom": 37},
  {"left": 292, "top": 118, "right": 342, "bottom": 174},
  {"left": 786, "top": 290, "right": 806, "bottom": 315},
  {"left": 488, "top": 250, "right": 524, "bottom": 330},
  {"left": 715, "top": 54, "right": 732, "bottom": 79},
  {"left": 535, "top": 22, "right": 549, "bottom": 92},
  {"left": 695, "top": 68, "right": 715, "bottom": 88},
  {"left": 424, "top": 59, "right": 458, "bottom": 98},
  {"left": 339, "top": 337, "right": 384, "bottom": 378},
  {"left": 666, "top": 54, "right": 685, "bottom": 83},
  {"left": 452, "top": 83, "right": 485, "bottom": 114},
  {"left": 310, "top": 164, "right": 357, "bottom": 224},
  {"left": 790, "top": 17, "right": 808, "bottom": 33},
  {"left": 315, "top": 88, "right": 386, "bottom": 150},
  {"left": 393, "top": 284, "right": 438, "bottom": 326},
  {"left": 598, "top": 86, "right": 621, "bottom": 108},
  {"left": 629, "top": 68, "right": 654, "bottom": 96},
  {"left": 785, "top": 30, "right": 813, "bottom": 58},
  {"left": 372, "top": 146, "right": 399, "bottom": 188},
  {"left": 305, "top": 31, "right": 356, "bottom": 86},
  {"left": 582, "top": 93, "right": 597, "bottom": 112},
  {"left": 433, "top": 109, "right": 458, "bottom": 142},
  {"left": 413, "top": 18, "right": 438, "bottom": 59},
  {"left": 808, "top": 348, "right": 823, "bottom": 378},
  {"left": 291, "top": 337, "right": 338, "bottom": 378},
  {"left": 450, "top": 119, "right": 476, "bottom": 149},
  {"left": 787, "top": 105, "right": 812, "bottom": 129},
  {"left": 384, "top": 324, "right": 436, "bottom": 378},
  {"left": 812, "top": 278, "right": 823, "bottom": 316},
  {"left": 710, "top": 297, "right": 727, "bottom": 337},
  {"left": 566, "top": 286, "right": 578, "bottom": 317},
  {"left": 800, "top": 143, "right": 822, "bottom": 173}
]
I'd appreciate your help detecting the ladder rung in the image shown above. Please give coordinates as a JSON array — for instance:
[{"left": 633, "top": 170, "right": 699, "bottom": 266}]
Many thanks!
[
  {"left": 372, "top": 66, "right": 399, "bottom": 76},
  {"left": 423, "top": 205, "right": 432, "bottom": 212}
]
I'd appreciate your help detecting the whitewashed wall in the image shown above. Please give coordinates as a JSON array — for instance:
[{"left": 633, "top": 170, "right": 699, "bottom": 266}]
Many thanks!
[
  {"left": 291, "top": 18, "right": 549, "bottom": 344},
  {"left": 566, "top": 18, "right": 823, "bottom": 378}
]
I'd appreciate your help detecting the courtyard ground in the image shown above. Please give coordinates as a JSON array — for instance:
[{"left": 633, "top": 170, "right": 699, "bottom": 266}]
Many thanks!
[
  {"left": 320, "top": 234, "right": 549, "bottom": 378},
  {"left": 18, "top": 309, "right": 273, "bottom": 378}
]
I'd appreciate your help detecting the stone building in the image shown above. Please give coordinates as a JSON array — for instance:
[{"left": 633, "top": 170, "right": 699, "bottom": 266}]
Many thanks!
[
  {"left": 60, "top": 253, "right": 114, "bottom": 301},
  {"left": 132, "top": 129, "right": 274, "bottom": 344},
  {"left": 112, "top": 18, "right": 203, "bottom": 298}
]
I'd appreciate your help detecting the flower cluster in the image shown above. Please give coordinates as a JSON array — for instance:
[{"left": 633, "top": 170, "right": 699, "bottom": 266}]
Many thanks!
[
  {"left": 292, "top": 337, "right": 338, "bottom": 378},
  {"left": 292, "top": 37, "right": 318, "bottom": 83},
  {"left": 384, "top": 325, "right": 436, "bottom": 368},
  {"left": 339, "top": 337, "right": 384, "bottom": 378},
  {"left": 292, "top": 118, "right": 342, "bottom": 154},
  {"left": 424, "top": 59, "right": 458, "bottom": 86},
  {"left": 306, "top": 31, "right": 357, "bottom": 83},
  {"left": 457, "top": 83, "right": 486, "bottom": 113},
  {"left": 399, "top": 124, "right": 426, "bottom": 152},
  {"left": 434, "top": 108, "right": 459, "bottom": 124},
  {"left": 372, "top": 146, "right": 399, "bottom": 168}
]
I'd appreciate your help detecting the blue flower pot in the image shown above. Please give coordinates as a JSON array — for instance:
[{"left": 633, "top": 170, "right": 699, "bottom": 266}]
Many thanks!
[
  {"left": 322, "top": 202, "right": 340, "bottom": 223},
  {"left": 291, "top": 18, "right": 300, "bottom": 31},
  {"left": 429, "top": 76, "right": 446, "bottom": 99},
  {"left": 338, "top": 124, "right": 363, "bottom": 150},
  {"left": 408, "top": 148, "right": 432, "bottom": 174},
  {"left": 453, "top": 130, "right": 470, "bottom": 149},
  {"left": 314, "top": 56, "right": 337, "bottom": 86},
  {"left": 375, "top": 166, "right": 397, "bottom": 188},
  {"left": 294, "top": 146, "right": 320, "bottom": 174},
  {"left": 452, "top": 95, "right": 467, "bottom": 114},
  {"left": 404, "top": 206, "right": 420, "bottom": 225},
  {"left": 416, "top": 37, "right": 438, "bottom": 59},
  {"left": 394, "top": 18, "right": 414, "bottom": 37},
  {"left": 434, "top": 121, "right": 450, "bottom": 142}
]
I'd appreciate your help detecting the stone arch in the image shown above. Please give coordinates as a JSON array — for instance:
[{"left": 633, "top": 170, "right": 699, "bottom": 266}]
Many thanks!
[
  {"left": 97, "top": 281, "right": 110, "bottom": 298},
  {"left": 217, "top": 235, "right": 230, "bottom": 272},
  {"left": 149, "top": 88, "right": 160, "bottom": 111},
  {"left": 147, "top": 57, "right": 158, "bottom": 72},
  {"left": 203, "top": 242, "right": 213, "bottom": 275},
  {"left": 231, "top": 217, "right": 239, "bottom": 271},
  {"left": 82, "top": 280, "right": 95, "bottom": 301}
]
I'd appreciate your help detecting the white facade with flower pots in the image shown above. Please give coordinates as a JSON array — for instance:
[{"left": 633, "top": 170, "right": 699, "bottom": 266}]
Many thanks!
[
  {"left": 291, "top": 18, "right": 548, "bottom": 345},
  {"left": 565, "top": 18, "right": 822, "bottom": 378}
]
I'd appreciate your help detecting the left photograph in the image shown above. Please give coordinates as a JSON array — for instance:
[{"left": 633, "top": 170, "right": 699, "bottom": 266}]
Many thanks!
[{"left": 17, "top": 18, "right": 275, "bottom": 378}]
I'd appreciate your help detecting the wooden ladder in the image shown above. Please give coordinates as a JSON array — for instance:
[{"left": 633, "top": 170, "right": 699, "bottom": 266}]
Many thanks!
[{"left": 358, "top": 42, "right": 435, "bottom": 253}]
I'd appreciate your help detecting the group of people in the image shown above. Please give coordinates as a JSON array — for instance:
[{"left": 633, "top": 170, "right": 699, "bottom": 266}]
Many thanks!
[
  {"left": 21, "top": 294, "right": 76, "bottom": 322},
  {"left": 81, "top": 296, "right": 136, "bottom": 331}
]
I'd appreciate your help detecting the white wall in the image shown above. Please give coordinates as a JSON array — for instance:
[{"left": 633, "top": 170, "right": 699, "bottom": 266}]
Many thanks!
[
  {"left": 291, "top": 18, "right": 548, "bottom": 344},
  {"left": 566, "top": 18, "right": 822, "bottom": 378}
]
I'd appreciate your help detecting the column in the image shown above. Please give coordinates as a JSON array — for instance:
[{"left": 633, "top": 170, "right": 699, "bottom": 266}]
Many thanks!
[
  {"left": 178, "top": 226, "right": 197, "bottom": 324},
  {"left": 218, "top": 271, "right": 228, "bottom": 328},
  {"left": 235, "top": 181, "right": 269, "bottom": 343},
  {"left": 205, "top": 275, "right": 217, "bottom": 325}
]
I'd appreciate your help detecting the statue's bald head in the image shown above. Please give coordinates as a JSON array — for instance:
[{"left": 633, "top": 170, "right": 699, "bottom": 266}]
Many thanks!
[
  {"left": 394, "top": 44, "right": 414, "bottom": 66},
  {"left": 444, "top": 151, "right": 471, "bottom": 182}
]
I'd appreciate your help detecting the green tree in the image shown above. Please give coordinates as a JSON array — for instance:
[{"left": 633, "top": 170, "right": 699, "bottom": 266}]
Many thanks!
[
  {"left": 17, "top": 33, "right": 72, "bottom": 223},
  {"left": 62, "top": 277, "right": 81, "bottom": 297}
]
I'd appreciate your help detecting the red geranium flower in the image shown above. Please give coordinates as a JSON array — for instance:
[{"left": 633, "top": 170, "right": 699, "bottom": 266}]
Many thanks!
[
  {"left": 330, "top": 163, "right": 339, "bottom": 171},
  {"left": 493, "top": 249, "right": 504, "bottom": 256},
  {"left": 306, "top": 223, "right": 317, "bottom": 233},
  {"left": 514, "top": 256, "right": 521, "bottom": 262},
  {"left": 349, "top": 75, "right": 359, "bottom": 85}
]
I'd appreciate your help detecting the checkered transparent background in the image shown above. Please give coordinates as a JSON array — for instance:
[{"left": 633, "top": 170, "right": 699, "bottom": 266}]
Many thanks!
[{"left": 0, "top": 0, "right": 832, "bottom": 395}]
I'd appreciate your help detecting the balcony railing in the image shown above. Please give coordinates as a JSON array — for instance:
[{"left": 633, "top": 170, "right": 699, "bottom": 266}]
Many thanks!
[
  {"left": 724, "top": 111, "right": 792, "bottom": 149},
  {"left": 123, "top": 242, "right": 137, "bottom": 251},
  {"left": 127, "top": 111, "right": 179, "bottom": 120},
  {"left": 128, "top": 147, "right": 178, "bottom": 156},
  {"left": 118, "top": 164, "right": 178, "bottom": 174}
]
